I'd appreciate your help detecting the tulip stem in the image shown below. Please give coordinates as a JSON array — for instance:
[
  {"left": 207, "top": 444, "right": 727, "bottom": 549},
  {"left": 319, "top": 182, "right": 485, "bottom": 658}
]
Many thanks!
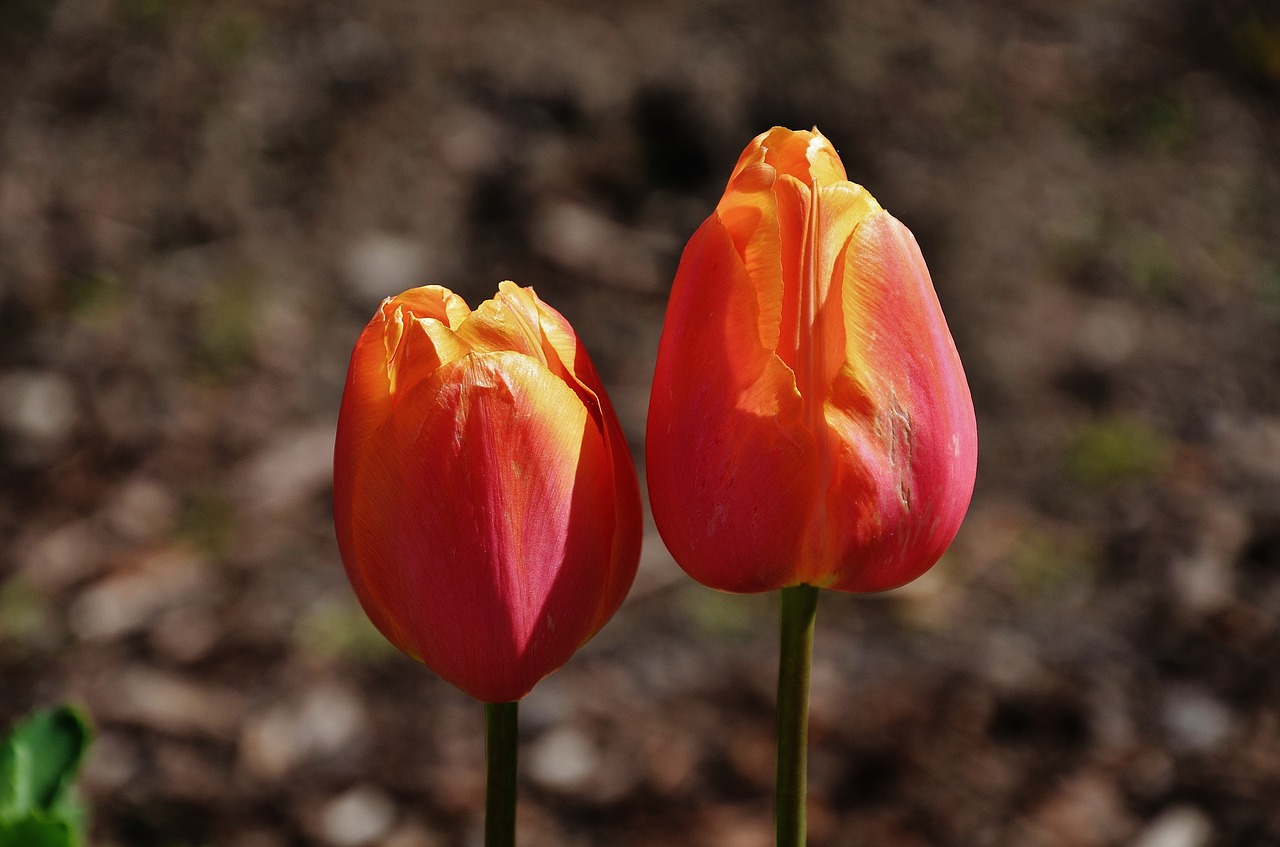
[
  {"left": 484, "top": 701, "right": 518, "bottom": 847},
  {"left": 776, "top": 583, "right": 819, "bottom": 847}
]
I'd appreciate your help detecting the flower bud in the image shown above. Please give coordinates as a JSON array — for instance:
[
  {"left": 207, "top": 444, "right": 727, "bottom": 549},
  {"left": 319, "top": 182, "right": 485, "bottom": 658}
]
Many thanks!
[
  {"left": 646, "top": 127, "right": 977, "bottom": 593},
  {"left": 335, "top": 282, "right": 641, "bottom": 702}
]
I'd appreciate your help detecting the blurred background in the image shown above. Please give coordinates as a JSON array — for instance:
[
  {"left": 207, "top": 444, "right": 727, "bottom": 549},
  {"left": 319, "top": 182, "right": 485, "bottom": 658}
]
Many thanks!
[{"left": 2, "top": 0, "right": 1279, "bottom": 845}]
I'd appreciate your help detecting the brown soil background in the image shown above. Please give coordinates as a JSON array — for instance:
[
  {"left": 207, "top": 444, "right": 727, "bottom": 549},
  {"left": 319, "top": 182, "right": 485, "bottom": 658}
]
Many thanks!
[{"left": 2, "top": 1, "right": 1280, "bottom": 845}]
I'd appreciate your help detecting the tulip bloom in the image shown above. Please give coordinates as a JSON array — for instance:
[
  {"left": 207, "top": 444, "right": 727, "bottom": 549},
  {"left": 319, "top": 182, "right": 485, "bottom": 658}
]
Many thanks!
[
  {"left": 647, "top": 127, "right": 977, "bottom": 594},
  {"left": 334, "top": 282, "right": 642, "bottom": 703}
]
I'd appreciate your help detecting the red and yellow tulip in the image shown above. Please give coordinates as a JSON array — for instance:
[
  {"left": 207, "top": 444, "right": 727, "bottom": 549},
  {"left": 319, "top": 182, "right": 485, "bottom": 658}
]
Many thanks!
[
  {"left": 646, "top": 127, "right": 977, "bottom": 594},
  {"left": 334, "top": 282, "right": 642, "bottom": 703}
]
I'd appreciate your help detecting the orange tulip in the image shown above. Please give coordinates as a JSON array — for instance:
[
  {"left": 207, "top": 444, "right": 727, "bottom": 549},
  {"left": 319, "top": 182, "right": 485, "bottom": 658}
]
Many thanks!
[
  {"left": 334, "top": 282, "right": 642, "bottom": 703},
  {"left": 646, "top": 127, "right": 977, "bottom": 594}
]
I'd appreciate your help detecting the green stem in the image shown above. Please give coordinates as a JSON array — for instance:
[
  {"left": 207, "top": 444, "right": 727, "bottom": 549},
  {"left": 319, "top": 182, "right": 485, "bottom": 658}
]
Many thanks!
[
  {"left": 485, "top": 701, "right": 518, "bottom": 847},
  {"left": 776, "top": 584, "right": 819, "bottom": 847}
]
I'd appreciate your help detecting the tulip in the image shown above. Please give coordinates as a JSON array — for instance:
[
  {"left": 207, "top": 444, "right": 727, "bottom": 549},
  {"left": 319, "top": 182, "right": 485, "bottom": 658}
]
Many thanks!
[
  {"left": 646, "top": 126, "right": 977, "bottom": 595},
  {"left": 648, "top": 127, "right": 977, "bottom": 847},
  {"left": 333, "top": 281, "right": 642, "bottom": 705}
]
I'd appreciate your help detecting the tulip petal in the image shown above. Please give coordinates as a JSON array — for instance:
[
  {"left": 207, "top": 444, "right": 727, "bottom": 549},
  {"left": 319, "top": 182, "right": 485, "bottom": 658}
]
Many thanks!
[
  {"left": 380, "top": 287, "right": 475, "bottom": 400},
  {"left": 392, "top": 285, "right": 473, "bottom": 327},
  {"left": 731, "top": 127, "right": 848, "bottom": 189},
  {"left": 453, "top": 275, "right": 642, "bottom": 618},
  {"left": 335, "top": 293, "right": 474, "bottom": 572},
  {"left": 455, "top": 281, "right": 549, "bottom": 365},
  {"left": 335, "top": 293, "right": 471, "bottom": 623},
  {"left": 717, "top": 161, "right": 785, "bottom": 354},
  {"left": 343, "top": 350, "right": 616, "bottom": 703},
  {"left": 816, "top": 211, "right": 977, "bottom": 590},
  {"left": 526, "top": 292, "right": 642, "bottom": 629},
  {"left": 334, "top": 320, "right": 396, "bottom": 634},
  {"left": 647, "top": 215, "right": 820, "bottom": 593}
]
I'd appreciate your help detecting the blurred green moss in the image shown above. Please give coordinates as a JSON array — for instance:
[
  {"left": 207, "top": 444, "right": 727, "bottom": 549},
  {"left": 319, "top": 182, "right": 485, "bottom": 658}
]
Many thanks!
[
  {"left": 175, "top": 491, "right": 235, "bottom": 554},
  {"left": 1229, "top": 17, "right": 1280, "bottom": 85},
  {"left": 192, "top": 280, "right": 259, "bottom": 381},
  {"left": 63, "top": 273, "right": 125, "bottom": 324},
  {"left": 1069, "top": 91, "right": 1195, "bottom": 155},
  {"left": 1010, "top": 529, "right": 1096, "bottom": 597},
  {"left": 202, "top": 10, "right": 262, "bottom": 70},
  {"left": 1119, "top": 228, "right": 1180, "bottom": 298},
  {"left": 956, "top": 87, "right": 1004, "bottom": 140},
  {"left": 1065, "top": 417, "right": 1172, "bottom": 488},
  {"left": 117, "top": 0, "right": 181, "bottom": 28},
  {"left": 0, "top": 0, "right": 56, "bottom": 31},
  {"left": 1046, "top": 207, "right": 1106, "bottom": 276},
  {"left": 681, "top": 586, "right": 769, "bottom": 641},
  {"left": 1259, "top": 261, "right": 1280, "bottom": 313},
  {"left": 0, "top": 578, "right": 49, "bottom": 646},
  {"left": 293, "top": 598, "right": 397, "bottom": 663},
  {"left": 1135, "top": 93, "right": 1195, "bottom": 154}
]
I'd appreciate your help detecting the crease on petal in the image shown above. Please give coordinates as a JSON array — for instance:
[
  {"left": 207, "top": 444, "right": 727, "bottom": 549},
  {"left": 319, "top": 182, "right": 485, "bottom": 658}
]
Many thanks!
[
  {"left": 718, "top": 162, "right": 784, "bottom": 354},
  {"left": 454, "top": 281, "right": 548, "bottom": 365},
  {"left": 759, "top": 127, "right": 820, "bottom": 184},
  {"left": 392, "top": 285, "right": 473, "bottom": 328},
  {"left": 362, "top": 287, "right": 477, "bottom": 402},
  {"left": 749, "top": 126, "right": 847, "bottom": 187},
  {"left": 802, "top": 130, "right": 848, "bottom": 186},
  {"left": 522, "top": 288, "right": 607, "bottom": 435},
  {"left": 772, "top": 174, "right": 808, "bottom": 375},
  {"left": 387, "top": 317, "right": 470, "bottom": 400}
]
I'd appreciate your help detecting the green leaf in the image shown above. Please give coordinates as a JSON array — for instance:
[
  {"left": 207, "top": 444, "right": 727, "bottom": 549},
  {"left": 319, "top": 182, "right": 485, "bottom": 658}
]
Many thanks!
[
  {"left": 0, "top": 741, "right": 33, "bottom": 816},
  {"left": 48, "top": 790, "right": 87, "bottom": 840},
  {"left": 0, "top": 814, "right": 78, "bottom": 847},
  {"left": 0, "top": 707, "right": 92, "bottom": 813}
]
